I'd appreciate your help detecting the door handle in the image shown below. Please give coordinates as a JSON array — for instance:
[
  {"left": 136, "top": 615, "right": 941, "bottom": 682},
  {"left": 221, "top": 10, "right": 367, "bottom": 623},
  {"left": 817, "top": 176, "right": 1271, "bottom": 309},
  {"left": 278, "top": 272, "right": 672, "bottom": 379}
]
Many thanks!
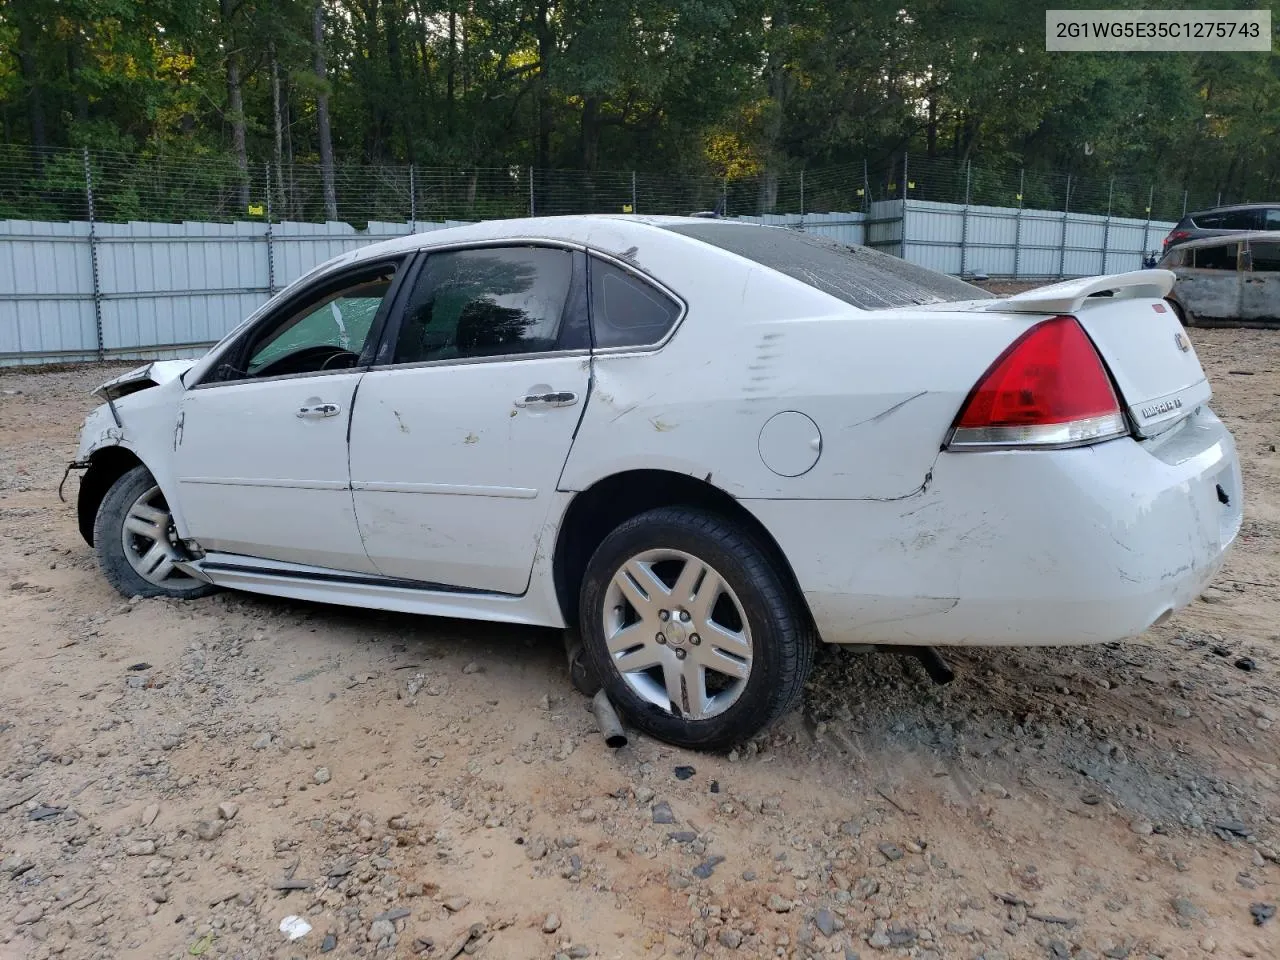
[
  {"left": 297, "top": 402, "right": 341, "bottom": 419},
  {"left": 514, "top": 391, "right": 578, "bottom": 408}
]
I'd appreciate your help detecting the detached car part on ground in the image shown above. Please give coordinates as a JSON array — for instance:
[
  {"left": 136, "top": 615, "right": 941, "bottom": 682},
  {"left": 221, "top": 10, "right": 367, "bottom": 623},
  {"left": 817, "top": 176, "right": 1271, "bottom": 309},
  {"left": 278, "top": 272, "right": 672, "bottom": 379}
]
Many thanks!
[
  {"left": 1160, "top": 231, "right": 1280, "bottom": 328},
  {"left": 69, "top": 217, "right": 1243, "bottom": 751}
]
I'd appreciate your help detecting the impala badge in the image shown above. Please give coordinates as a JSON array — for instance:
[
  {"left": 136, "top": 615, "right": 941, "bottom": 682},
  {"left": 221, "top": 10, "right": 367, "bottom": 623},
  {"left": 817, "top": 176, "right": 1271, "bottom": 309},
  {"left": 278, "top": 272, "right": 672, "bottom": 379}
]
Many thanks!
[{"left": 1174, "top": 332, "right": 1190, "bottom": 352}]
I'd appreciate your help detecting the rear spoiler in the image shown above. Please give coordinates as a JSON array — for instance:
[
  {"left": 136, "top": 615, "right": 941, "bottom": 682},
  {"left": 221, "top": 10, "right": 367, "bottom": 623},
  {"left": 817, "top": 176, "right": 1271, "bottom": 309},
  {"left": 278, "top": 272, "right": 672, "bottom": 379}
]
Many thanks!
[{"left": 985, "top": 270, "right": 1175, "bottom": 315}]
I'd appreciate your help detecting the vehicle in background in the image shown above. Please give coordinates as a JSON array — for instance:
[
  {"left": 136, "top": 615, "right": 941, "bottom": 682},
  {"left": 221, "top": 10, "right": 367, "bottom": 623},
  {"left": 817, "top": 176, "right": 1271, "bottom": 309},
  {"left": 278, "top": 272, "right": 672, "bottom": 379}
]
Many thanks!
[
  {"left": 1159, "top": 231, "right": 1280, "bottom": 327},
  {"left": 1162, "top": 203, "right": 1280, "bottom": 255}
]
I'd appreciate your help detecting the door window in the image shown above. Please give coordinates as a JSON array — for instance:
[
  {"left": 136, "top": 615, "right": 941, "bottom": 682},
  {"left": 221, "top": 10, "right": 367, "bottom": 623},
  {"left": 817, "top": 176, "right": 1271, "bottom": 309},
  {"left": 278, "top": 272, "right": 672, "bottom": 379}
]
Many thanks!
[
  {"left": 209, "top": 266, "right": 398, "bottom": 383},
  {"left": 1191, "top": 243, "right": 1239, "bottom": 270},
  {"left": 589, "top": 257, "right": 683, "bottom": 348},
  {"left": 1264, "top": 209, "right": 1280, "bottom": 230},
  {"left": 1220, "top": 209, "right": 1262, "bottom": 230},
  {"left": 1248, "top": 241, "right": 1280, "bottom": 272},
  {"left": 390, "top": 246, "right": 574, "bottom": 364}
]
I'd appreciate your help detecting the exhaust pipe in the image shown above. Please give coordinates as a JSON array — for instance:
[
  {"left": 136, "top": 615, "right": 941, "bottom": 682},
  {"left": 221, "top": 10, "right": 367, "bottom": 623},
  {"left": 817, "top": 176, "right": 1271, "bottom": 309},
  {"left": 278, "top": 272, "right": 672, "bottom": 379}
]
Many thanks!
[{"left": 592, "top": 689, "right": 628, "bottom": 748}]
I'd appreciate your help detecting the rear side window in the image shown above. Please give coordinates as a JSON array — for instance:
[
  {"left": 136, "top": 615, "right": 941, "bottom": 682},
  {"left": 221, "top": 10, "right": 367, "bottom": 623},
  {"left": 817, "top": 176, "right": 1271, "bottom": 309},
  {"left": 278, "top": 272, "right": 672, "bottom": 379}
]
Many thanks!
[
  {"left": 391, "top": 246, "right": 573, "bottom": 364},
  {"left": 1221, "top": 210, "right": 1261, "bottom": 230},
  {"left": 1192, "top": 244, "right": 1239, "bottom": 270},
  {"left": 663, "top": 222, "right": 991, "bottom": 309},
  {"left": 1249, "top": 241, "right": 1280, "bottom": 272},
  {"left": 590, "top": 258, "right": 682, "bottom": 348},
  {"left": 1265, "top": 209, "right": 1280, "bottom": 230}
]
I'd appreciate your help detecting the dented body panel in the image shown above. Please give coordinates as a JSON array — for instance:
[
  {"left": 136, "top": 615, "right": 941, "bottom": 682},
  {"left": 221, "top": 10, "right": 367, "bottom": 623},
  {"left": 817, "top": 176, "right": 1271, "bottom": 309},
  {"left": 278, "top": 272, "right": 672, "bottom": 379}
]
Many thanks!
[
  {"left": 745, "top": 408, "right": 1242, "bottom": 645},
  {"left": 71, "top": 215, "right": 1242, "bottom": 650}
]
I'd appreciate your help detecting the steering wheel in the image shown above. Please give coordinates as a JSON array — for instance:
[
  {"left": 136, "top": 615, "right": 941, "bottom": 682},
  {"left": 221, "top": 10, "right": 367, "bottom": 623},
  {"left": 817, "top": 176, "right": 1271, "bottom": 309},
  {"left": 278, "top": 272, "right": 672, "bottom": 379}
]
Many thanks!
[
  {"left": 321, "top": 349, "right": 360, "bottom": 371},
  {"left": 254, "top": 345, "right": 359, "bottom": 379}
]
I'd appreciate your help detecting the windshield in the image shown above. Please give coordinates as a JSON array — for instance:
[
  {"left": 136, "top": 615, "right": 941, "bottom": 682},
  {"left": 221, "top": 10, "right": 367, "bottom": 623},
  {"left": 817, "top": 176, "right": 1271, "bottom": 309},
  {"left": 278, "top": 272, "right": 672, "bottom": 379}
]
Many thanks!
[{"left": 664, "top": 222, "right": 992, "bottom": 309}]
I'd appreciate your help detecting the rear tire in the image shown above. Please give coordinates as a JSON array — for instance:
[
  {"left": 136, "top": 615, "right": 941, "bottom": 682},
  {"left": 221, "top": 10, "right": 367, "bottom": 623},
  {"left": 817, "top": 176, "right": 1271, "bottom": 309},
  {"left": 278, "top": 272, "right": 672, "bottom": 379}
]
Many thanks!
[
  {"left": 1165, "top": 297, "right": 1192, "bottom": 327},
  {"left": 93, "top": 465, "right": 216, "bottom": 600},
  {"left": 579, "top": 506, "right": 814, "bottom": 751}
]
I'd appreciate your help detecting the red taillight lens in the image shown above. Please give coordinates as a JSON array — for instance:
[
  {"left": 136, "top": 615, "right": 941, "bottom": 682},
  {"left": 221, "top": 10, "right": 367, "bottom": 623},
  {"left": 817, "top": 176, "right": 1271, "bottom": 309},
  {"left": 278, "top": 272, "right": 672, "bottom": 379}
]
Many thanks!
[
  {"left": 949, "top": 316, "right": 1128, "bottom": 449},
  {"left": 1163, "top": 229, "right": 1190, "bottom": 250}
]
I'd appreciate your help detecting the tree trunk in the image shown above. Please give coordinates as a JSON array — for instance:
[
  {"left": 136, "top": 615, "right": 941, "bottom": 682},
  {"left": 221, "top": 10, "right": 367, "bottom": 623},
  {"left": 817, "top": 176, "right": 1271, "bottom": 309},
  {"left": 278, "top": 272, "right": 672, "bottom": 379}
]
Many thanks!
[
  {"left": 580, "top": 96, "right": 601, "bottom": 171},
  {"left": 15, "top": 16, "right": 48, "bottom": 153},
  {"left": 68, "top": 41, "right": 90, "bottom": 126},
  {"left": 446, "top": 2, "right": 457, "bottom": 133},
  {"left": 385, "top": 0, "right": 413, "bottom": 161},
  {"left": 926, "top": 91, "right": 937, "bottom": 158},
  {"left": 534, "top": 0, "right": 553, "bottom": 170},
  {"left": 757, "top": 4, "right": 790, "bottom": 214},
  {"left": 271, "top": 46, "right": 286, "bottom": 217},
  {"left": 313, "top": 2, "right": 338, "bottom": 220},
  {"left": 220, "top": 0, "right": 250, "bottom": 211}
]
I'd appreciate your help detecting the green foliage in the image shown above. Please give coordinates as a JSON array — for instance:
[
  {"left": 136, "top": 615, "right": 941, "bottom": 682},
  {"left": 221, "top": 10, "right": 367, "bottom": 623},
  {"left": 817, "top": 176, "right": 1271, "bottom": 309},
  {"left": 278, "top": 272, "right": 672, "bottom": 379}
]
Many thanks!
[{"left": 2, "top": 0, "right": 1278, "bottom": 219}]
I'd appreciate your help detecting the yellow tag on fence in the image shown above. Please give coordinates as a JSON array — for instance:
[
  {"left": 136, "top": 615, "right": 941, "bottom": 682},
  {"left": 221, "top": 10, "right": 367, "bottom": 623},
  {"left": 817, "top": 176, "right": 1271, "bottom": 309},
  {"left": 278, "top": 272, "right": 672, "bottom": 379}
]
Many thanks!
[
  {"left": 622, "top": 204, "right": 634, "bottom": 213},
  {"left": 248, "top": 203, "right": 264, "bottom": 217}
]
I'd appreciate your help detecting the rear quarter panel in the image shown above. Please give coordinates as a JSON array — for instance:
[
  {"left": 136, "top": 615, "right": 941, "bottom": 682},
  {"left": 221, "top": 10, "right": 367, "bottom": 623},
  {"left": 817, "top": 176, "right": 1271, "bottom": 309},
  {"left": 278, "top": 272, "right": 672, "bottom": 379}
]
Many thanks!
[{"left": 560, "top": 223, "right": 1035, "bottom": 500}]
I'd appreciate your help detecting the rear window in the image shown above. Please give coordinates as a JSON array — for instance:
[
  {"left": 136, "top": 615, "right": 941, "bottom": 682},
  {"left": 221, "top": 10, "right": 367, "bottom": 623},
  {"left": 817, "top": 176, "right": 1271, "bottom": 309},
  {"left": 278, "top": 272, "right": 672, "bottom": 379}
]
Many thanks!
[
  {"left": 1193, "top": 209, "right": 1261, "bottom": 230},
  {"left": 1248, "top": 241, "right": 1280, "bottom": 272},
  {"left": 662, "top": 222, "right": 992, "bottom": 309}
]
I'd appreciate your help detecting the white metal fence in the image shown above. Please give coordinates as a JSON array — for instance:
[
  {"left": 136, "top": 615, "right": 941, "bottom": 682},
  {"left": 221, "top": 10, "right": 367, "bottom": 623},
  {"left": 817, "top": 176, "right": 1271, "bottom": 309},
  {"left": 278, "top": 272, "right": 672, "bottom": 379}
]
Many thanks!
[{"left": 0, "top": 201, "right": 1174, "bottom": 366}]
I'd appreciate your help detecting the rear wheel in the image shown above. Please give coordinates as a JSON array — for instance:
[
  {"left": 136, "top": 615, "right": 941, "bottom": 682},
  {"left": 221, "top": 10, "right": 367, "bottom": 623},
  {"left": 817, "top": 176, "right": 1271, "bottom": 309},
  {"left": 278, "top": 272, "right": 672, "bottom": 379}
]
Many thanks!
[
  {"left": 93, "top": 465, "right": 216, "bottom": 600},
  {"left": 579, "top": 506, "right": 814, "bottom": 750},
  {"left": 1165, "top": 297, "right": 1191, "bottom": 326}
]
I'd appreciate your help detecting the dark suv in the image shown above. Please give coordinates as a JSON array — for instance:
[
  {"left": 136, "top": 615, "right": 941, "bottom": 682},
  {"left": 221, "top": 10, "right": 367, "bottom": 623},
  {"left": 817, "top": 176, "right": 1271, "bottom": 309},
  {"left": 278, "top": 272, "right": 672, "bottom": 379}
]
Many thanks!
[{"left": 1163, "top": 203, "right": 1280, "bottom": 254}]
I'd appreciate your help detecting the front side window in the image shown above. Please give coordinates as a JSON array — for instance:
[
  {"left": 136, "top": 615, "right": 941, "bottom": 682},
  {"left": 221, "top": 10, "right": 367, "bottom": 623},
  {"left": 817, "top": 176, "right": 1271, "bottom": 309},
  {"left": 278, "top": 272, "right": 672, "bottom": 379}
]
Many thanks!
[
  {"left": 391, "top": 246, "right": 574, "bottom": 364},
  {"left": 1191, "top": 244, "right": 1239, "bottom": 271},
  {"left": 590, "top": 258, "right": 682, "bottom": 348},
  {"left": 209, "top": 267, "right": 397, "bottom": 382}
]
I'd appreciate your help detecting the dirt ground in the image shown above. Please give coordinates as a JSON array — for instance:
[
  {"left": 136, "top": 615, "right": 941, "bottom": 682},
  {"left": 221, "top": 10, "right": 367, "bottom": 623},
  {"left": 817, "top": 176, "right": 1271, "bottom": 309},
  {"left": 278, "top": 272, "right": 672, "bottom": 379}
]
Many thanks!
[{"left": 1, "top": 328, "right": 1278, "bottom": 960}]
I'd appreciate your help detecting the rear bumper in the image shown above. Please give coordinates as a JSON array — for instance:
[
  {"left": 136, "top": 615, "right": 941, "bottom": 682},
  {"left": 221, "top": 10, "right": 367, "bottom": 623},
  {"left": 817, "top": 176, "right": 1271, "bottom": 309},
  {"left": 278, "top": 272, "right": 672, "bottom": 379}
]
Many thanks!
[{"left": 746, "top": 408, "right": 1242, "bottom": 647}]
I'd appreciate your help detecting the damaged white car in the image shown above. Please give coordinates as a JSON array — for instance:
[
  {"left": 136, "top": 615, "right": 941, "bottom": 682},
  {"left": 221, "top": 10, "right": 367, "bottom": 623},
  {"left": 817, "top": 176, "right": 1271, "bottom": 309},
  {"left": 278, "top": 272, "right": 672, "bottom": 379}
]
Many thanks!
[{"left": 70, "top": 217, "right": 1242, "bottom": 749}]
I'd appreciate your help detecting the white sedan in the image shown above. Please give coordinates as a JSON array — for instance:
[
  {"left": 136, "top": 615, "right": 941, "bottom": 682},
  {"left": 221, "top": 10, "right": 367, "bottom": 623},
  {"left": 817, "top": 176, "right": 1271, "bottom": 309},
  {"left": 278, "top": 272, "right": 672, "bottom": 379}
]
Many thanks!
[{"left": 70, "top": 216, "right": 1242, "bottom": 749}]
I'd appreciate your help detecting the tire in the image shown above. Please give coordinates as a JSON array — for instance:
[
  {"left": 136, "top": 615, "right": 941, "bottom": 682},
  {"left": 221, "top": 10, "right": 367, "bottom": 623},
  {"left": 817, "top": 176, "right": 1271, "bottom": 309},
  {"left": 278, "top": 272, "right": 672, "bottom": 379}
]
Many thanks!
[
  {"left": 93, "top": 465, "right": 216, "bottom": 600},
  {"left": 1165, "top": 297, "right": 1191, "bottom": 327},
  {"left": 578, "top": 506, "right": 815, "bottom": 751}
]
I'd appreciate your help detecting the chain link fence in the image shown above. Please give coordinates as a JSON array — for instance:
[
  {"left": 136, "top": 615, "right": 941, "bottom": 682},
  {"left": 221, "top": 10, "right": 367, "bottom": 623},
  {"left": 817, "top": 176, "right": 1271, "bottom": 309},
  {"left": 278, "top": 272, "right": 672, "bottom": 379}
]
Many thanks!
[{"left": 2, "top": 144, "right": 1256, "bottom": 227}]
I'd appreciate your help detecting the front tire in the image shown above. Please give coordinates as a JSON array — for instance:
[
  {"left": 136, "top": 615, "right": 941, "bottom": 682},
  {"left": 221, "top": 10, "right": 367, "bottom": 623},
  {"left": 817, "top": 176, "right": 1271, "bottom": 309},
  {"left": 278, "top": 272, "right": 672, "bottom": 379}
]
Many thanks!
[
  {"left": 579, "top": 506, "right": 814, "bottom": 751},
  {"left": 93, "top": 465, "right": 216, "bottom": 600}
]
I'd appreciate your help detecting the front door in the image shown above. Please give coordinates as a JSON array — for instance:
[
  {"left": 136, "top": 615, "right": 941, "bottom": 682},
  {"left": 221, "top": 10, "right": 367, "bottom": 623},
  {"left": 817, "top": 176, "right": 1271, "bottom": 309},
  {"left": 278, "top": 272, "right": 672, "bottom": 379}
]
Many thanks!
[
  {"left": 174, "top": 261, "right": 403, "bottom": 572},
  {"left": 349, "top": 244, "right": 591, "bottom": 593}
]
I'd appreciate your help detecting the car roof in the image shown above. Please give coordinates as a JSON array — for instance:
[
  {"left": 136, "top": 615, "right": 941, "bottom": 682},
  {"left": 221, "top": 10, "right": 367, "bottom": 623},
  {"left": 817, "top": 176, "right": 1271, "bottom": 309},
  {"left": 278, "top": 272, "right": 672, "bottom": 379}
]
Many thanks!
[
  {"left": 1188, "top": 202, "right": 1279, "bottom": 217},
  {"left": 1170, "top": 230, "right": 1280, "bottom": 250},
  {"left": 340, "top": 214, "right": 746, "bottom": 266}
]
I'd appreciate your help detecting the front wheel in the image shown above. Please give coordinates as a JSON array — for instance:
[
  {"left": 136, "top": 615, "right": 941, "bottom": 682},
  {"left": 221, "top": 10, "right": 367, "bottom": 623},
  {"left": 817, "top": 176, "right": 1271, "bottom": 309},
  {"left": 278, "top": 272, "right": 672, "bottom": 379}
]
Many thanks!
[
  {"left": 93, "top": 465, "right": 216, "bottom": 600},
  {"left": 578, "top": 506, "right": 814, "bottom": 751}
]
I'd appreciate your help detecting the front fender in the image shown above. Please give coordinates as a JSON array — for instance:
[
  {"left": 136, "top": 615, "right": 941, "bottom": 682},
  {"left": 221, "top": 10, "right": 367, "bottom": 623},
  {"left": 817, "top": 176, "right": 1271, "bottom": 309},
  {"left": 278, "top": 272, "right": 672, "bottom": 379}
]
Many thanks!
[{"left": 73, "top": 380, "right": 189, "bottom": 544}]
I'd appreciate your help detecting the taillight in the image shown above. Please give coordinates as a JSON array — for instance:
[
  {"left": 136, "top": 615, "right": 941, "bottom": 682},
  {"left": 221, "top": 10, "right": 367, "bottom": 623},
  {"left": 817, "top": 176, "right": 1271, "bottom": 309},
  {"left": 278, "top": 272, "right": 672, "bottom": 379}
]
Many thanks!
[
  {"left": 947, "top": 315, "right": 1129, "bottom": 449},
  {"left": 1163, "top": 229, "right": 1190, "bottom": 250}
]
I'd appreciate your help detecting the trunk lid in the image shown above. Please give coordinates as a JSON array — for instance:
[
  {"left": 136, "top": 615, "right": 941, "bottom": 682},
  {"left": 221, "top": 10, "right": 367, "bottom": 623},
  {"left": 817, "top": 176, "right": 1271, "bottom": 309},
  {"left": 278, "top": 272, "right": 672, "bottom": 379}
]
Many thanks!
[{"left": 977, "top": 271, "right": 1210, "bottom": 438}]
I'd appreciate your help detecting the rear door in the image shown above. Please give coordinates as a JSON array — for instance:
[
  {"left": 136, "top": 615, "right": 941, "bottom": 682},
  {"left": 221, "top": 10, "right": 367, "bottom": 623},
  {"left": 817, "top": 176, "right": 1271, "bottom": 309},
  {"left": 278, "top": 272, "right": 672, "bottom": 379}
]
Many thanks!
[
  {"left": 1242, "top": 238, "right": 1280, "bottom": 321},
  {"left": 1175, "top": 241, "right": 1244, "bottom": 326},
  {"left": 348, "top": 244, "right": 591, "bottom": 593}
]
